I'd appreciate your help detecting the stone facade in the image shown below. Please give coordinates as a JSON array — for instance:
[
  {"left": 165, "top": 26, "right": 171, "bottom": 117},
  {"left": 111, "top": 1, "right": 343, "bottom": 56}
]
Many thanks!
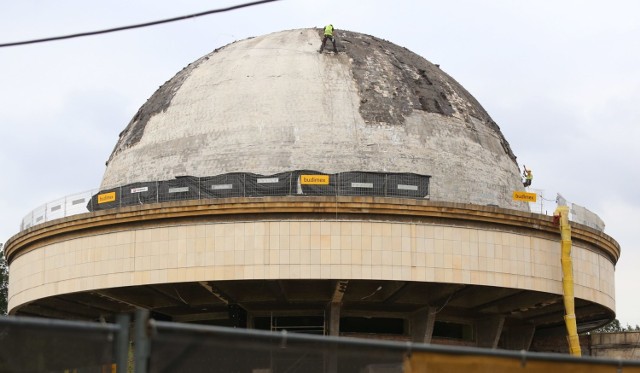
[
  {"left": 5, "top": 197, "right": 619, "bottom": 349},
  {"left": 9, "top": 216, "right": 615, "bottom": 312}
]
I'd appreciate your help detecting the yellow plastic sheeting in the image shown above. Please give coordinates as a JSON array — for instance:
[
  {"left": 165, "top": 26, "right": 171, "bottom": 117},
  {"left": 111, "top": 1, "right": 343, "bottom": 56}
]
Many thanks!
[
  {"left": 405, "top": 352, "right": 640, "bottom": 373},
  {"left": 555, "top": 205, "right": 581, "bottom": 356}
]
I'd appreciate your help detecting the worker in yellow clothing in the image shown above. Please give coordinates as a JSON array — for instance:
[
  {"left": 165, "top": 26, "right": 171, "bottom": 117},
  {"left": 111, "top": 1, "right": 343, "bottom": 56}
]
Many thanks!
[
  {"left": 523, "top": 166, "right": 533, "bottom": 187},
  {"left": 319, "top": 24, "right": 338, "bottom": 53}
]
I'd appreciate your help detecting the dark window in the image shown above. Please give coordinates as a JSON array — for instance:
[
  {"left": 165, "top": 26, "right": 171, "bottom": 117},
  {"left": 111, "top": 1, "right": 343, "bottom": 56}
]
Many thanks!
[
  {"left": 432, "top": 321, "right": 474, "bottom": 341},
  {"left": 340, "top": 317, "right": 405, "bottom": 335},
  {"left": 253, "top": 316, "right": 325, "bottom": 335}
]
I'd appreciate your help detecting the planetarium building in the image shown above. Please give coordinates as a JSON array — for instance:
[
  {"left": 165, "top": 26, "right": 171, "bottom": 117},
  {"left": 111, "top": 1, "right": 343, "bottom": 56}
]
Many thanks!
[{"left": 4, "top": 29, "right": 619, "bottom": 351}]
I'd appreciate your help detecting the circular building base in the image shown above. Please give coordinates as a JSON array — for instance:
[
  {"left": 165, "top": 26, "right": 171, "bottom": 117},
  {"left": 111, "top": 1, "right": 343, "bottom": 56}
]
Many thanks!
[{"left": 5, "top": 197, "right": 618, "bottom": 349}]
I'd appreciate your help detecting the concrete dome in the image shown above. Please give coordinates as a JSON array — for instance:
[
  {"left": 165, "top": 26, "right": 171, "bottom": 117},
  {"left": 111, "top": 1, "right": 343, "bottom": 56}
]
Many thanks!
[{"left": 102, "top": 28, "right": 525, "bottom": 210}]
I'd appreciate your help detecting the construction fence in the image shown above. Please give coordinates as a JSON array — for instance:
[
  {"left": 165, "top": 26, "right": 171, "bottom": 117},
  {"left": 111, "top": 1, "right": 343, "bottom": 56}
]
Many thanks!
[
  {"left": 18, "top": 171, "right": 605, "bottom": 235},
  {"left": 89, "top": 171, "right": 430, "bottom": 211},
  {"left": 21, "top": 171, "right": 430, "bottom": 231},
  {"left": 0, "top": 315, "right": 128, "bottom": 373},
  {"left": 2, "top": 312, "right": 640, "bottom": 373}
]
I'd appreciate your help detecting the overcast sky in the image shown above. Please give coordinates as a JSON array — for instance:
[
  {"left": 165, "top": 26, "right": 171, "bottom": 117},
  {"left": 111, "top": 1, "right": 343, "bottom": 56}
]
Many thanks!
[{"left": 1, "top": 0, "right": 638, "bottom": 326}]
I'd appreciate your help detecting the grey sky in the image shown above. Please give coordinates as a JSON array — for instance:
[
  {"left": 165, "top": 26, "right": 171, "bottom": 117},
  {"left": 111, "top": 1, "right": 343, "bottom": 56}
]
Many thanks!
[{"left": 1, "top": 0, "right": 638, "bottom": 326}]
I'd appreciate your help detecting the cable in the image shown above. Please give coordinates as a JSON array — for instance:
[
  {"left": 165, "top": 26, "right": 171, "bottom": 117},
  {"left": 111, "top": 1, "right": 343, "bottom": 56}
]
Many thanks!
[
  {"left": 0, "top": 0, "right": 280, "bottom": 48},
  {"left": 539, "top": 195, "right": 557, "bottom": 202},
  {"left": 434, "top": 291, "right": 454, "bottom": 314},
  {"left": 360, "top": 286, "right": 382, "bottom": 300}
]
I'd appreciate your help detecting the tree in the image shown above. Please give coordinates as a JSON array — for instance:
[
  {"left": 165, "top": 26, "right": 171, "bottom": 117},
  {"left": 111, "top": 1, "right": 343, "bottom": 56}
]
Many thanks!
[
  {"left": 0, "top": 243, "right": 7, "bottom": 315},
  {"left": 591, "top": 319, "right": 640, "bottom": 333},
  {"left": 592, "top": 319, "right": 623, "bottom": 333}
]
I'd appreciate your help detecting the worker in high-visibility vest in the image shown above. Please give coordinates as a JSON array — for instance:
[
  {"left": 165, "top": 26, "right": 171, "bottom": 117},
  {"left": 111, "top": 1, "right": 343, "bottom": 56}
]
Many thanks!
[
  {"left": 319, "top": 24, "right": 338, "bottom": 53},
  {"left": 523, "top": 167, "right": 533, "bottom": 187}
]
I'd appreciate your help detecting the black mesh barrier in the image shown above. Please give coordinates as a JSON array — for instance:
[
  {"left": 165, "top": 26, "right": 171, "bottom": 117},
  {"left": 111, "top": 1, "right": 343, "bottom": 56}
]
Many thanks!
[
  {"left": 120, "top": 181, "right": 159, "bottom": 206},
  {"left": 0, "top": 316, "right": 117, "bottom": 373},
  {"left": 292, "top": 170, "right": 337, "bottom": 196},
  {"left": 244, "top": 172, "right": 293, "bottom": 197},
  {"left": 149, "top": 322, "right": 405, "bottom": 373},
  {"left": 158, "top": 177, "right": 200, "bottom": 203},
  {"left": 201, "top": 173, "right": 246, "bottom": 199},
  {"left": 87, "top": 171, "right": 431, "bottom": 213},
  {"left": 385, "top": 173, "right": 430, "bottom": 198},
  {"left": 88, "top": 187, "right": 120, "bottom": 211},
  {"left": 337, "top": 172, "right": 387, "bottom": 197}
]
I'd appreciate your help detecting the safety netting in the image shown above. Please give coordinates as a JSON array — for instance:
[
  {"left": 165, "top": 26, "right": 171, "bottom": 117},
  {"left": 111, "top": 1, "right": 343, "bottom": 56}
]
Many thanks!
[{"left": 88, "top": 171, "right": 430, "bottom": 211}]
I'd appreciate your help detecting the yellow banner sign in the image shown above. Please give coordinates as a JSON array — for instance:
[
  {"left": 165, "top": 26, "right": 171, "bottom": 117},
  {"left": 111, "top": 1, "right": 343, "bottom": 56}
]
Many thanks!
[
  {"left": 98, "top": 191, "right": 116, "bottom": 204},
  {"left": 513, "top": 191, "right": 537, "bottom": 202},
  {"left": 301, "top": 175, "right": 330, "bottom": 185}
]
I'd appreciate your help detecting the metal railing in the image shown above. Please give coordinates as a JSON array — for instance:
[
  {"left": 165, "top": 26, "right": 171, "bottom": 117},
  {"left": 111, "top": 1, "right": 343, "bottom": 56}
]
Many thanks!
[
  {"left": 3, "top": 312, "right": 639, "bottom": 372},
  {"left": 18, "top": 172, "right": 605, "bottom": 235},
  {"left": 20, "top": 189, "right": 98, "bottom": 231},
  {"left": 528, "top": 190, "right": 605, "bottom": 232},
  {"left": 147, "top": 320, "right": 640, "bottom": 373},
  {"left": 20, "top": 171, "right": 430, "bottom": 232}
]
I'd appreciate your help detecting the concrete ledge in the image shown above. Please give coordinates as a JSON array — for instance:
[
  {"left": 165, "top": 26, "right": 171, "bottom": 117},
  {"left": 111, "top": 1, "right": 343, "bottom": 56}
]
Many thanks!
[{"left": 5, "top": 197, "right": 620, "bottom": 264}]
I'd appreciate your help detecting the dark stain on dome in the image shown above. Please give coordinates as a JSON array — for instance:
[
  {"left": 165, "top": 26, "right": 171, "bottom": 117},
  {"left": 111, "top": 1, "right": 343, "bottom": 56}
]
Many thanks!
[
  {"left": 107, "top": 29, "right": 516, "bottom": 166},
  {"left": 337, "top": 31, "right": 454, "bottom": 123},
  {"left": 331, "top": 30, "right": 517, "bottom": 164},
  {"left": 105, "top": 49, "right": 223, "bottom": 165}
]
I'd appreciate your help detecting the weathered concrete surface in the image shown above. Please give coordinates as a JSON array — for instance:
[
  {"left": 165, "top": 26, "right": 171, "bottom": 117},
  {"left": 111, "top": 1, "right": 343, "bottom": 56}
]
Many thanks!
[
  {"left": 531, "top": 331, "right": 640, "bottom": 359},
  {"left": 589, "top": 332, "right": 640, "bottom": 359},
  {"left": 102, "top": 28, "right": 526, "bottom": 210},
  {"left": 108, "top": 55, "right": 210, "bottom": 156}
]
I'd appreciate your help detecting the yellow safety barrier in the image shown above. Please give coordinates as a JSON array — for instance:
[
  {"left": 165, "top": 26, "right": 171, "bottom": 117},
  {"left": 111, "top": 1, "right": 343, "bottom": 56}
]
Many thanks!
[{"left": 404, "top": 351, "right": 640, "bottom": 372}]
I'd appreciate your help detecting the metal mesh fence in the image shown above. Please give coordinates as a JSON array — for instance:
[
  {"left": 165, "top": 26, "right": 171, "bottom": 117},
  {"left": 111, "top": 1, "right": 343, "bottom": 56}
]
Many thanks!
[
  {"left": 18, "top": 170, "right": 607, "bottom": 236},
  {"left": 149, "top": 321, "right": 406, "bottom": 373},
  {"left": 20, "top": 171, "right": 430, "bottom": 232},
  {"left": 147, "top": 321, "right": 640, "bottom": 373},
  {"left": 88, "top": 171, "right": 429, "bottom": 212},
  {"left": 2, "top": 315, "right": 640, "bottom": 372},
  {"left": 0, "top": 316, "right": 122, "bottom": 373}
]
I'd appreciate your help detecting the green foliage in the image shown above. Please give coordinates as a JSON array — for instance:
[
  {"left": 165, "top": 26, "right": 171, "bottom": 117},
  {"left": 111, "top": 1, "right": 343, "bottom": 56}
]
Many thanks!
[
  {"left": 594, "top": 319, "right": 622, "bottom": 333},
  {"left": 591, "top": 319, "right": 640, "bottom": 333}
]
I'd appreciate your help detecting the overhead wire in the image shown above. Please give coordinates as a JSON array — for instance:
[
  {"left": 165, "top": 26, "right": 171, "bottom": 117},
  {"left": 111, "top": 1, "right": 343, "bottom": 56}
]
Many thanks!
[
  {"left": 0, "top": 0, "right": 280, "bottom": 48},
  {"left": 539, "top": 194, "right": 557, "bottom": 202}
]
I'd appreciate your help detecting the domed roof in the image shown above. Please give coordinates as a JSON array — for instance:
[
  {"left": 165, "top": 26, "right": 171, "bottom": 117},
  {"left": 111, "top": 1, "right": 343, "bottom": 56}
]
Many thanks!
[{"left": 102, "top": 28, "right": 526, "bottom": 210}]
